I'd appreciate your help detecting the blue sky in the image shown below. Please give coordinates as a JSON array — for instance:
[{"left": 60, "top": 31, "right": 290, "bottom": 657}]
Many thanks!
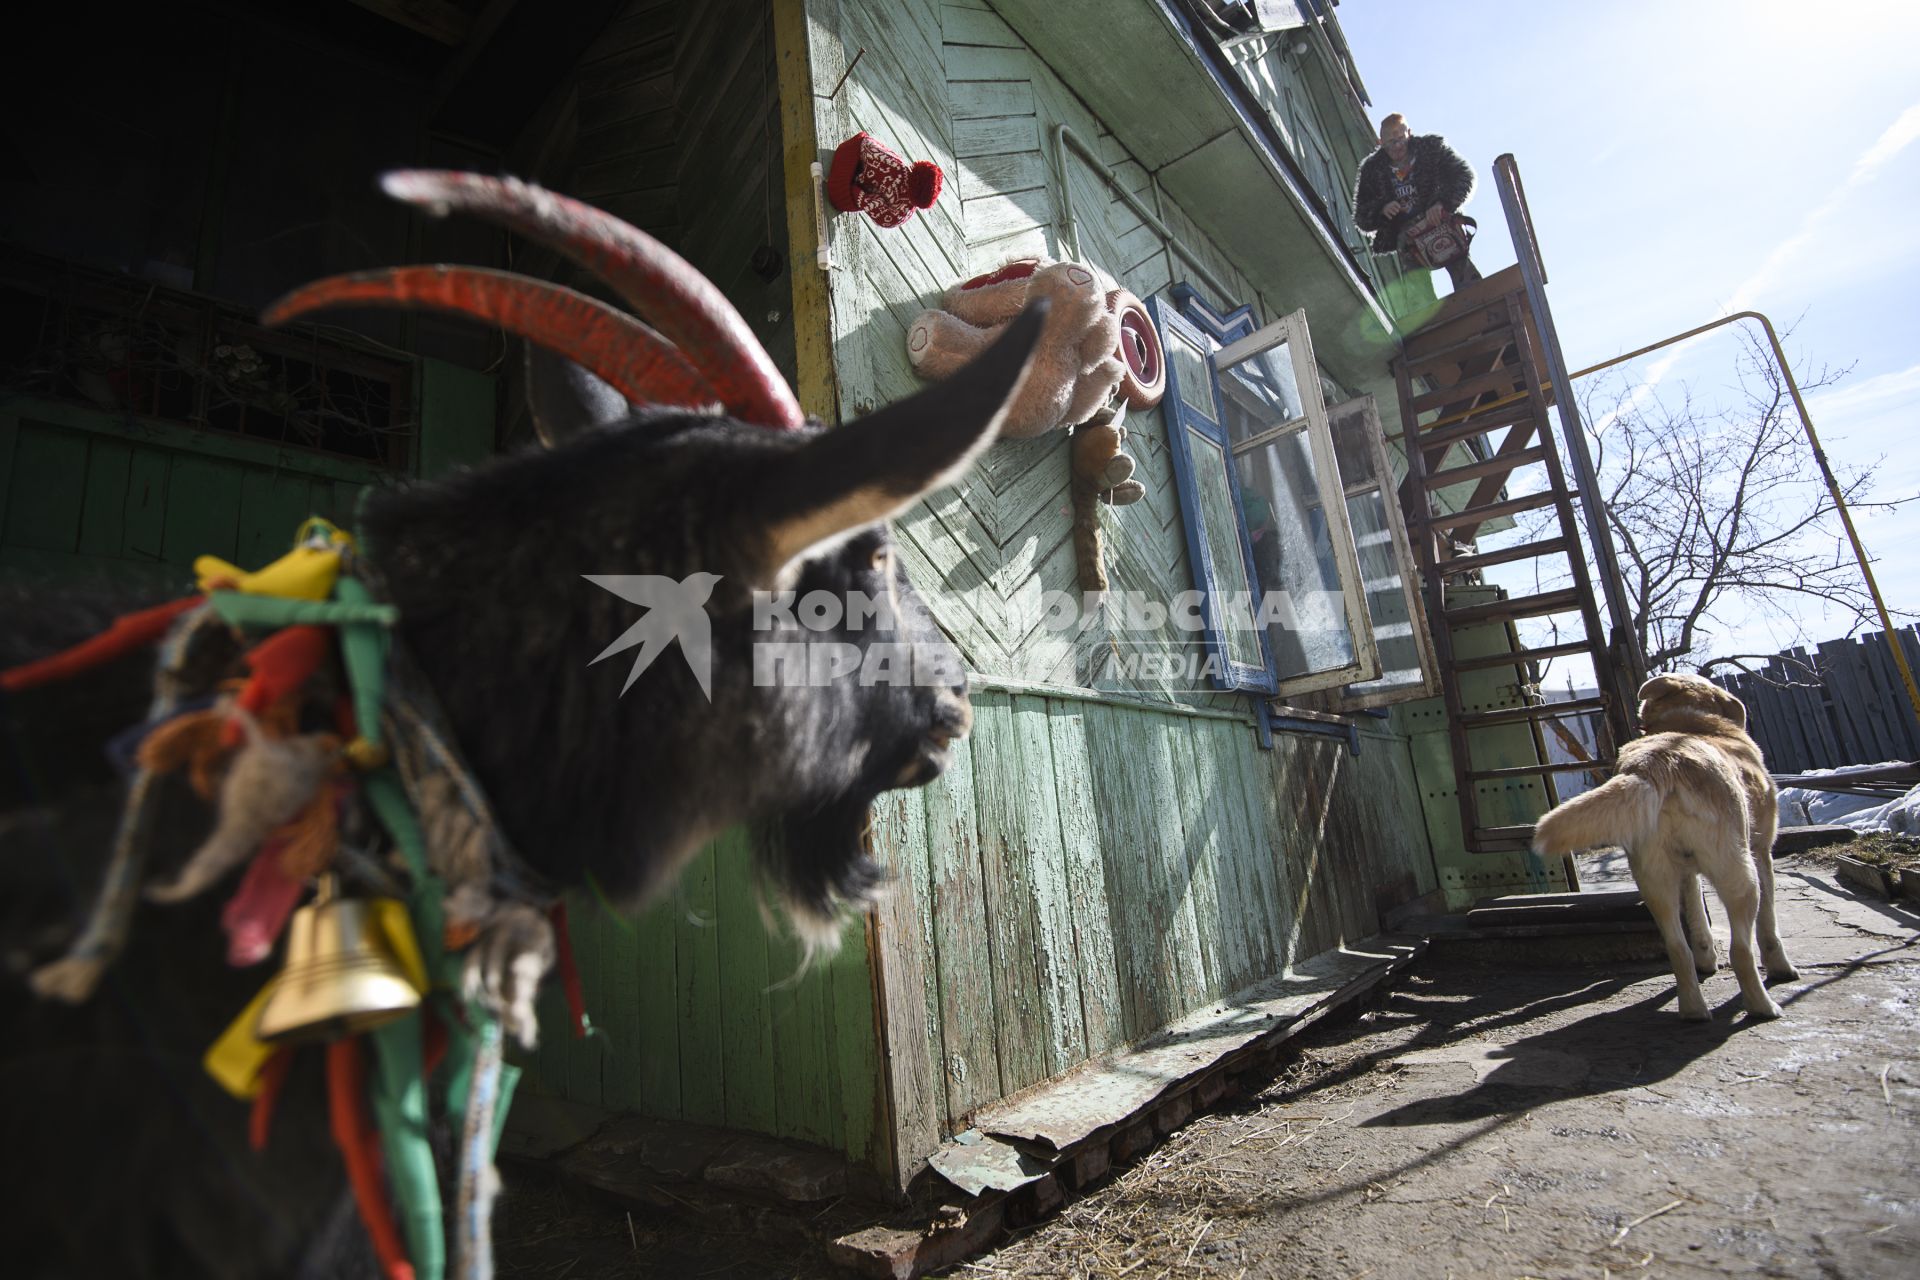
[{"left": 1336, "top": 0, "right": 1920, "bottom": 663}]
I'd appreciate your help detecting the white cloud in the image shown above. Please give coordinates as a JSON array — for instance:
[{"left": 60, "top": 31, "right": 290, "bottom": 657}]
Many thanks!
[
  {"left": 1581, "top": 104, "right": 1920, "bottom": 433},
  {"left": 1805, "top": 361, "right": 1920, "bottom": 422},
  {"left": 1723, "top": 103, "right": 1920, "bottom": 316}
]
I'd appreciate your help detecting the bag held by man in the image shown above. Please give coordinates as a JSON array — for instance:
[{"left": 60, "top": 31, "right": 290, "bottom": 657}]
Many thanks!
[{"left": 1400, "top": 213, "right": 1476, "bottom": 270}]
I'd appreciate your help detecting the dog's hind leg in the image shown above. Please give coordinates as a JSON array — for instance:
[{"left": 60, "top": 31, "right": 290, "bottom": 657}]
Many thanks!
[
  {"left": 1715, "top": 851, "right": 1783, "bottom": 1020},
  {"left": 1751, "top": 817, "right": 1797, "bottom": 980},
  {"left": 1681, "top": 871, "right": 1717, "bottom": 976},
  {"left": 1635, "top": 856, "right": 1710, "bottom": 1021}
]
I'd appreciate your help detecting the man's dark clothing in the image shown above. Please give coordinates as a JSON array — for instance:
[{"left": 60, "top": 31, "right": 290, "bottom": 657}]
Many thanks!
[{"left": 1351, "top": 134, "right": 1476, "bottom": 256}]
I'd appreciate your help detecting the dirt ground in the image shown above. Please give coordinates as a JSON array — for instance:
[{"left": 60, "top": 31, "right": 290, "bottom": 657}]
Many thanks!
[{"left": 498, "top": 855, "right": 1919, "bottom": 1279}]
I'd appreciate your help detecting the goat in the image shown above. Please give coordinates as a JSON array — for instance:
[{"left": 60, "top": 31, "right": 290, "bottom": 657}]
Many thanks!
[{"left": 0, "top": 171, "right": 1044, "bottom": 1278}]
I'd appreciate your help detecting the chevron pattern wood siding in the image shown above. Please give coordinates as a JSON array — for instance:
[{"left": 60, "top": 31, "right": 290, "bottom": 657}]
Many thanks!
[
  {"left": 811, "top": 0, "right": 1297, "bottom": 702},
  {"left": 524, "top": 1, "right": 1443, "bottom": 1181},
  {"left": 805, "top": 0, "right": 1443, "bottom": 1164}
]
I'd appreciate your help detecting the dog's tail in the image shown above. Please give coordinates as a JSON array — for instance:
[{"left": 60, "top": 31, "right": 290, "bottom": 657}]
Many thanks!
[{"left": 1531, "top": 773, "right": 1663, "bottom": 857}]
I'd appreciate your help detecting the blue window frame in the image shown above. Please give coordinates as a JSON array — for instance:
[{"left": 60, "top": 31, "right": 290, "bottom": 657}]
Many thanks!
[
  {"left": 1155, "top": 284, "right": 1413, "bottom": 720},
  {"left": 1153, "top": 288, "right": 1278, "bottom": 695}
]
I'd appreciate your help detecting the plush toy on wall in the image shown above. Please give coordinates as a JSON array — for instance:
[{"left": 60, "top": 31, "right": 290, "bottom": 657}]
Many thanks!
[{"left": 907, "top": 258, "right": 1166, "bottom": 591}]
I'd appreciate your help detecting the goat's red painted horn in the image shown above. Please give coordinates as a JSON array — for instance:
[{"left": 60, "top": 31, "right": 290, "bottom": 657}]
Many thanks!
[
  {"left": 381, "top": 170, "right": 805, "bottom": 430},
  {"left": 262, "top": 266, "right": 719, "bottom": 411}
]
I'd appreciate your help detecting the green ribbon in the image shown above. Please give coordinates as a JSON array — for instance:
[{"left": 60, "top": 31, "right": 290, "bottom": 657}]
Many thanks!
[{"left": 205, "top": 591, "right": 398, "bottom": 630}]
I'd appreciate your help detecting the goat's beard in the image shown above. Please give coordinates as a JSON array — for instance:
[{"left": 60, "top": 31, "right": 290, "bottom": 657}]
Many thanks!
[{"left": 754, "top": 791, "right": 889, "bottom": 972}]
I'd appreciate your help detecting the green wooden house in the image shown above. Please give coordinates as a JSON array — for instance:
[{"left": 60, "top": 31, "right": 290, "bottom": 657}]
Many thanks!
[
  {"left": 498, "top": 0, "right": 1569, "bottom": 1197},
  {"left": 0, "top": 0, "right": 1566, "bottom": 1205}
]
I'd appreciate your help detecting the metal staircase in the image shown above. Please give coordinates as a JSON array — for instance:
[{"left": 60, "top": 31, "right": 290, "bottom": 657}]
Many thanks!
[{"left": 1391, "top": 157, "right": 1643, "bottom": 854}]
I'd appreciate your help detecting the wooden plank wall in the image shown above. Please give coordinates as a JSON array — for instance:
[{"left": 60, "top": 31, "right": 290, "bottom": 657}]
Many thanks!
[
  {"left": 808, "top": 0, "right": 1289, "bottom": 706},
  {"left": 795, "top": 0, "right": 1446, "bottom": 1169},
  {"left": 0, "top": 402, "right": 374, "bottom": 586},
  {"left": 508, "top": 0, "right": 798, "bottom": 430},
  {"left": 526, "top": 834, "right": 881, "bottom": 1165},
  {"left": 531, "top": 0, "right": 1447, "bottom": 1179},
  {"left": 520, "top": 0, "right": 877, "bottom": 1168},
  {"left": 874, "top": 687, "right": 1434, "bottom": 1142},
  {"left": 1713, "top": 627, "right": 1920, "bottom": 771}
]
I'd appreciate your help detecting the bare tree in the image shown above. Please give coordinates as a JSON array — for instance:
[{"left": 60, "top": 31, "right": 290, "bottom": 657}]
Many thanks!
[{"left": 1504, "top": 326, "right": 1911, "bottom": 676}]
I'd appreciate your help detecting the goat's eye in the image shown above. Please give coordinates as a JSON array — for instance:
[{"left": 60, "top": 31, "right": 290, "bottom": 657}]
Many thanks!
[{"left": 869, "top": 544, "right": 891, "bottom": 573}]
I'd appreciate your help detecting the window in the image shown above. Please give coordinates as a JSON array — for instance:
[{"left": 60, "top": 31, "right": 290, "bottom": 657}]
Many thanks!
[
  {"left": 1322, "top": 395, "right": 1440, "bottom": 709},
  {"left": 1155, "top": 296, "right": 1277, "bottom": 694},
  {"left": 1215, "top": 308, "right": 1375, "bottom": 695},
  {"left": 1153, "top": 286, "right": 1436, "bottom": 720}
]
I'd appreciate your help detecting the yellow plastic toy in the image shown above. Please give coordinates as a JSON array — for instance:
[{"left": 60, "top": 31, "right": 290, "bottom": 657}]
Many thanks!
[{"left": 196, "top": 517, "right": 356, "bottom": 601}]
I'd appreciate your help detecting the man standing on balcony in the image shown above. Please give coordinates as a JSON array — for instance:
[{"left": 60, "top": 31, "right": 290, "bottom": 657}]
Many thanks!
[{"left": 1352, "top": 113, "right": 1481, "bottom": 289}]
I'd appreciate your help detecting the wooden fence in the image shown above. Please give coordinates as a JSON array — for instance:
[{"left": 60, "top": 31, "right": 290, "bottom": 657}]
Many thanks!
[{"left": 1712, "top": 626, "right": 1920, "bottom": 772}]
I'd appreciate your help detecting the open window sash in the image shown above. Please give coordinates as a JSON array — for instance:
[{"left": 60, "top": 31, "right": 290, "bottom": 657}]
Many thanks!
[
  {"left": 1214, "top": 310, "right": 1378, "bottom": 698},
  {"left": 1322, "top": 395, "right": 1440, "bottom": 709},
  {"left": 1152, "top": 295, "right": 1278, "bottom": 694}
]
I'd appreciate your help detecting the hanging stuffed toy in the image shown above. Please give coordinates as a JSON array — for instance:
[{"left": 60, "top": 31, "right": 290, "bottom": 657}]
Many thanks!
[
  {"left": 907, "top": 258, "right": 1167, "bottom": 589},
  {"left": 145, "top": 710, "right": 341, "bottom": 904},
  {"left": 826, "top": 131, "right": 943, "bottom": 228}
]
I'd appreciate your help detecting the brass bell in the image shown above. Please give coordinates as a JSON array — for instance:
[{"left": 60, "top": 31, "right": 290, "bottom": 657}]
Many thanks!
[{"left": 256, "top": 876, "right": 421, "bottom": 1044}]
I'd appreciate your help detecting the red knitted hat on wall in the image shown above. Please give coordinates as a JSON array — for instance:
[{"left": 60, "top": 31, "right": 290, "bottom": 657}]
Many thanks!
[{"left": 826, "top": 132, "right": 943, "bottom": 228}]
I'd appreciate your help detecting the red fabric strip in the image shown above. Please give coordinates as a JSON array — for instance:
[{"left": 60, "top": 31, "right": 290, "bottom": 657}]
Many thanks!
[{"left": 0, "top": 595, "right": 205, "bottom": 693}]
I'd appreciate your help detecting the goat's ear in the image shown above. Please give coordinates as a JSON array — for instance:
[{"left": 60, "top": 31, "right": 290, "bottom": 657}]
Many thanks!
[
  {"left": 756, "top": 301, "right": 1046, "bottom": 578},
  {"left": 524, "top": 342, "right": 632, "bottom": 447}
]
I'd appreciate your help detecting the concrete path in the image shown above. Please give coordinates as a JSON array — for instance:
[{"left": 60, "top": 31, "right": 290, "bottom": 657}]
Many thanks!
[{"left": 955, "top": 859, "right": 1920, "bottom": 1279}]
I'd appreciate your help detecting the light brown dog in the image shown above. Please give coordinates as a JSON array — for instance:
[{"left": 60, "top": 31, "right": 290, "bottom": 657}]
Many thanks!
[{"left": 1533, "top": 673, "right": 1798, "bottom": 1020}]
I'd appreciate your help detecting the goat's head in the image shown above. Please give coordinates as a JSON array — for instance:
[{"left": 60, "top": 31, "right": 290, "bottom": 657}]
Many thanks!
[{"left": 264, "top": 173, "right": 1042, "bottom": 951}]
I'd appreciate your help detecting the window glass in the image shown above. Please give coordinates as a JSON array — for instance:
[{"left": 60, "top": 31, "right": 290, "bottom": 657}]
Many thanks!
[
  {"left": 1232, "top": 423, "right": 1356, "bottom": 679},
  {"left": 1331, "top": 408, "right": 1379, "bottom": 486},
  {"left": 1342, "top": 488, "right": 1424, "bottom": 696},
  {"left": 1218, "top": 339, "right": 1305, "bottom": 444},
  {"left": 1188, "top": 428, "right": 1265, "bottom": 671},
  {"left": 1324, "top": 395, "right": 1438, "bottom": 708},
  {"left": 1211, "top": 310, "right": 1379, "bottom": 695}
]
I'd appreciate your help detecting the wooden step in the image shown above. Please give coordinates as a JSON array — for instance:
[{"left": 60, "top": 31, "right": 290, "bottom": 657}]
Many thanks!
[
  {"left": 1403, "top": 304, "right": 1515, "bottom": 363},
  {"left": 1469, "top": 759, "right": 1610, "bottom": 782},
  {"left": 1419, "top": 391, "right": 1536, "bottom": 436},
  {"left": 1430, "top": 489, "right": 1560, "bottom": 531},
  {"left": 1416, "top": 412, "right": 1536, "bottom": 453},
  {"left": 1458, "top": 696, "right": 1609, "bottom": 730},
  {"left": 1410, "top": 365, "right": 1531, "bottom": 415},
  {"left": 1404, "top": 329, "right": 1519, "bottom": 381},
  {"left": 1450, "top": 639, "right": 1597, "bottom": 672},
  {"left": 1405, "top": 265, "right": 1525, "bottom": 331},
  {"left": 1424, "top": 446, "right": 1547, "bottom": 490},
  {"left": 1470, "top": 825, "right": 1537, "bottom": 850},
  {"left": 1432, "top": 537, "right": 1570, "bottom": 578},
  {"left": 1444, "top": 587, "right": 1583, "bottom": 625}
]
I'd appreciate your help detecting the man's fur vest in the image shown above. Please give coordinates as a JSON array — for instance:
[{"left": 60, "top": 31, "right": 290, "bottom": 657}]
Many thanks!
[{"left": 1351, "top": 134, "right": 1475, "bottom": 255}]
